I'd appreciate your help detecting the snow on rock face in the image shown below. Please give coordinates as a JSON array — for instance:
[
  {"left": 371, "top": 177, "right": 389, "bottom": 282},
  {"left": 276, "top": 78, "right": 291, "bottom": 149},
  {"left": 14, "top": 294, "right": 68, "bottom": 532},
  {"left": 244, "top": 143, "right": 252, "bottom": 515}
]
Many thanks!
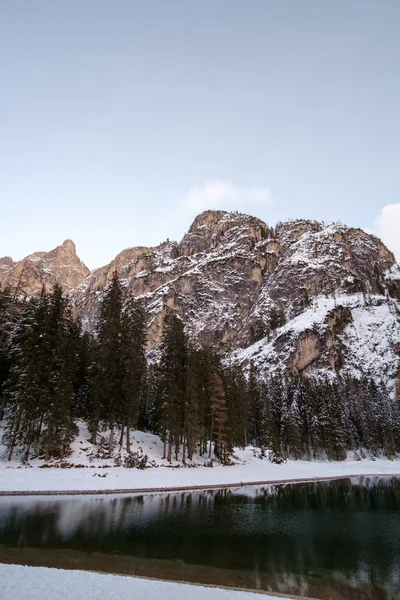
[
  {"left": 234, "top": 294, "right": 400, "bottom": 388},
  {"left": 2, "top": 210, "right": 399, "bottom": 385},
  {"left": 71, "top": 212, "right": 400, "bottom": 386},
  {"left": 73, "top": 212, "right": 397, "bottom": 356},
  {"left": 74, "top": 211, "right": 272, "bottom": 349},
  {"left": 265, "top": 221, "right": 395, "bottom": 318}
]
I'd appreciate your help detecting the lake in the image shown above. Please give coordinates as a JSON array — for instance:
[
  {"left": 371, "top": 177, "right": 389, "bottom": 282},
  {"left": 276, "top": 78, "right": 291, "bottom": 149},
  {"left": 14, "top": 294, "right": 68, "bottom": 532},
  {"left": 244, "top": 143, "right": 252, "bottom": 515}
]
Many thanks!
[{"left": 0, "top": 477, "right": 399, "bottom": 599}]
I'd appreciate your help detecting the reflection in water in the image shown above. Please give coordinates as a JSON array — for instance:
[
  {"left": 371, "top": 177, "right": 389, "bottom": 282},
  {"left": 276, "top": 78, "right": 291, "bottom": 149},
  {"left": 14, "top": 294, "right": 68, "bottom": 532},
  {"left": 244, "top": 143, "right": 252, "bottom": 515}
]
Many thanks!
[{"left": 0, "top": 477, "right": 400, "bottom": 599}]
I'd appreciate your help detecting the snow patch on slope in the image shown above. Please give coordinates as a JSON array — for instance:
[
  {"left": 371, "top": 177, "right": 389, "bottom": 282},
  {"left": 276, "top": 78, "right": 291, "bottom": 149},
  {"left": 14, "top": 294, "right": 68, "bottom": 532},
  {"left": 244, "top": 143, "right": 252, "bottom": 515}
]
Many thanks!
[{"left": 234, "top": 293, "right": 400, "bottom": 385}]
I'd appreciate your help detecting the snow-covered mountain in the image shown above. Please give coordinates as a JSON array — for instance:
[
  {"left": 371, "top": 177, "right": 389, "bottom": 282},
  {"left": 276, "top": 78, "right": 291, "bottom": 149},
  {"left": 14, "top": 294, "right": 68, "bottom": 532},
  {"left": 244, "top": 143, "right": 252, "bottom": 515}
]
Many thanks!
[{"left": 2, "top": 211, "right": 400, "bottom": 387}]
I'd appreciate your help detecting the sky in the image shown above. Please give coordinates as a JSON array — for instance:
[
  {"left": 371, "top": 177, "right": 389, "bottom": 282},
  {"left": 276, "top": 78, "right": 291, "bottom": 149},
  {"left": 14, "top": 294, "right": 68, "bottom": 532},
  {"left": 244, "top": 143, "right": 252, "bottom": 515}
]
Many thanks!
[{"left": 1, "top": 0, "right": 400, "bottom": 269}]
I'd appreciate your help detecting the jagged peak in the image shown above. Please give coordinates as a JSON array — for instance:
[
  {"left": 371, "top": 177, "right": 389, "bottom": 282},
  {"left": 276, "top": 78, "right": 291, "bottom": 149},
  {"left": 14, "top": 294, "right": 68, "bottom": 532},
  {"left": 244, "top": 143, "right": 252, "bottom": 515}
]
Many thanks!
[
  {"left": 179, "top": 210, "right": 270, "bottom": 257},
  {"left": 0, "top": 238, "right": 89, "bottom": 295},
  {"left": 186, "top": 209, "right": 268, "bottom": 234},
  {"left": 60, "top": 239, "right": 76, "bottom": 253},
  {"left": 0, "top": 256, "right": 15, "bottom": 267},
  {"left": 186, "top": 210, "right": 229, "bottom": 234}
]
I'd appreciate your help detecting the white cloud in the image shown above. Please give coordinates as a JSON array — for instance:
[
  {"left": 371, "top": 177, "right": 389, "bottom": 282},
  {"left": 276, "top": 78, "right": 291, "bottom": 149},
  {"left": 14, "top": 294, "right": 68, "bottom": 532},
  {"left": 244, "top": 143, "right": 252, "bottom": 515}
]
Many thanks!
[
  {"left": 180, "top": 180, "right": 274, "bottom": 215},
  {"left": 370, "top": 203, "right": 400, "bottom": 262}
]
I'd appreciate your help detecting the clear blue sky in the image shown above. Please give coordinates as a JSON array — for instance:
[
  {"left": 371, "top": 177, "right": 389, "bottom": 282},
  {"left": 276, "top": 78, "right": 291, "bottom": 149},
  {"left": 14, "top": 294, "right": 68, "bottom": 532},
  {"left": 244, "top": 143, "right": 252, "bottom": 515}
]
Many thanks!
[{"left": 1, "top": 0, "right": 400, "bottom": 268}]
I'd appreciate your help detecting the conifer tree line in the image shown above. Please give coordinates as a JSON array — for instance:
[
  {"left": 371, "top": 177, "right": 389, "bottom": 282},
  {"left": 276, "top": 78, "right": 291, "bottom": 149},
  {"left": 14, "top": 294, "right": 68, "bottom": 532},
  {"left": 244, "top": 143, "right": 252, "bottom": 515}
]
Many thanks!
[
  {"left": 0, "top": 274, "right": 399, "bottom": 464},
  {"left": 246, "top": 365, "right": 400, "bottom": 461}
]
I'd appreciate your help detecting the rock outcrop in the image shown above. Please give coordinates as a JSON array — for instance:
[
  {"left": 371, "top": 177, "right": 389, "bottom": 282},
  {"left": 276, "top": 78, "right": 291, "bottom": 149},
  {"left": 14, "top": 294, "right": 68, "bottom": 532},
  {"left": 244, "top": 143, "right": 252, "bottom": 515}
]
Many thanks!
[
  {"left": 75, "top": 211, "right": 397, "bottom": 357},
  {"left": 0, "top": 239, "right": 90, "bottom": 295}
]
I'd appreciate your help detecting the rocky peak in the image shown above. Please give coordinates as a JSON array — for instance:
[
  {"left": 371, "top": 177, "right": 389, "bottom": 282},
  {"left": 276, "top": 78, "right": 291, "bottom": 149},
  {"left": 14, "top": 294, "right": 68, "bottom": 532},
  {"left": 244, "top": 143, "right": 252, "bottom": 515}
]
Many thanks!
[
  {"left": 0, "top": 257, "right": 15, "bottom": 270},
  {"left": 0, "top": 240, "right": 89, "bottom": 295},
  {"left": 60, "top": 239, "right": 76, "bottom": 253},
  {"left": 275, "top": 219, "right": 323, "bottom": 245},
  {"left": 186, "top": 209, "right": 228, "bottom": 234},
  {"left": 179, "top": 210, "right": 269, "bottom": 256},
  {"left": 44, "top": 239, "right": 79, "bottom": 263}
]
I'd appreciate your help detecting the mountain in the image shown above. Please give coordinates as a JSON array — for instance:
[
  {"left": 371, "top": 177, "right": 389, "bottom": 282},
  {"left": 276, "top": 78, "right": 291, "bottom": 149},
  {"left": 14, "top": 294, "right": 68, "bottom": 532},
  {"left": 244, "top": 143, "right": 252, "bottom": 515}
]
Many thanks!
[
  {"left": 0, "top": 239, "right": 90, "bottom": 295},
  {"left": 3, "top": 211, "right": 400, "bottom": 387}
]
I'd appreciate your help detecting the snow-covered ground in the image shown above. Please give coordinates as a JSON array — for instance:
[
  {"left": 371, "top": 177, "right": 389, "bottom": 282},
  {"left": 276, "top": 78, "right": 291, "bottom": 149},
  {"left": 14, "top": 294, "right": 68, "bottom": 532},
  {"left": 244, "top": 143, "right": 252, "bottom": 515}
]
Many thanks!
[
  {"left": 2, "top": 421, "right": 400, "bottom": 494},
  {"left": 1, "top": 445, "right": 400, "bottom": 494},
  {"left": 0, "top": 564, "right": 289, "bottom": 600}
]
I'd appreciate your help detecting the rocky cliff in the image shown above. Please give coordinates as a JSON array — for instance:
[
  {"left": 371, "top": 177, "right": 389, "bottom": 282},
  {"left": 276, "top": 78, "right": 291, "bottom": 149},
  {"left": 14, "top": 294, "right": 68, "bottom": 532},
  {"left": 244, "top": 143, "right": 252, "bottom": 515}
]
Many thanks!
[
  {"left": 3, "top": 211, "right": 400, "bottom": 386},
  {"left": 0, "top": 239, "right": 90, "bottom": 295}
]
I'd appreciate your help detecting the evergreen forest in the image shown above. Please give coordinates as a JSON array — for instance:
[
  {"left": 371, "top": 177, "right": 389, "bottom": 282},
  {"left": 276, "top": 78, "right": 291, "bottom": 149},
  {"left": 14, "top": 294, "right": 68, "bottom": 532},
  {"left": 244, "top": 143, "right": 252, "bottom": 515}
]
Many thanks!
[{"left": 0, "top": 273, "right": 399, "bottom": 465}]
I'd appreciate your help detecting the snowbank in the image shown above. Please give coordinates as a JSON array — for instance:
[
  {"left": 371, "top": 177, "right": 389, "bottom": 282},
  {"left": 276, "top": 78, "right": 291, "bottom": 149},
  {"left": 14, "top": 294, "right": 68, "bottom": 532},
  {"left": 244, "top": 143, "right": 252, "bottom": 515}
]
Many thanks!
[
  {"left": 0, "top": 564, "right": 287, "bottom": 600},
  {"left": 1, "top": 451, "right": 400, "bottom": 494},
  {"left": 2, "top": 422, "right": 400, "bottom": 495}
]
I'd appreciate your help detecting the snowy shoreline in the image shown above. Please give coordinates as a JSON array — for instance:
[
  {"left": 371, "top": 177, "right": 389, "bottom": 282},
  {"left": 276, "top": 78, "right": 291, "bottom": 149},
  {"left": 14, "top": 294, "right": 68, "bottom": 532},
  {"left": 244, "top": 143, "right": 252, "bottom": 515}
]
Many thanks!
[
  {"left": 2, "top": 456, "right": 400, "bottom": 495},
  {"left": 1, "top": 472, "right": 400, "bottom": 496},
  {"left": 0, "top": 564, "right": 293, "bottom": 600}
]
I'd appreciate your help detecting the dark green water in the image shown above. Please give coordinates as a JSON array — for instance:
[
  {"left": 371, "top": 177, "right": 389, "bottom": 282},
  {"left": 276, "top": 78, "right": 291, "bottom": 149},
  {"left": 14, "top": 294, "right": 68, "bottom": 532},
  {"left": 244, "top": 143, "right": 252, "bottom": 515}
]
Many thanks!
[{"left": 0, "top": 477, "right": 400, "bottom": 599}]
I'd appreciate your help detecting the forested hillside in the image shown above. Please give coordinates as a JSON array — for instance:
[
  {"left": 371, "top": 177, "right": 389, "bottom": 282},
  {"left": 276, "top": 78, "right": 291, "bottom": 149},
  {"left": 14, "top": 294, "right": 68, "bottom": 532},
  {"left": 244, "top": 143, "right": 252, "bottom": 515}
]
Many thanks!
[{"left": 1, "top": 274, "right": 399, "bottom": 466}]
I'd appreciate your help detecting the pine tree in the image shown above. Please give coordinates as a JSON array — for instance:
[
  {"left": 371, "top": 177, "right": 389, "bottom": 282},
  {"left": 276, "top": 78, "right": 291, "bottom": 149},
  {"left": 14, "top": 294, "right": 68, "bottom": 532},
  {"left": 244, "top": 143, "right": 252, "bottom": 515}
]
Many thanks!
[
  {"left": 40, "top": 285, "right": 78, "bottom": 460},
  {"left": 303, "top": 378, "right": 324, "bottom": 459},
  {"left": 71, "top": 329, "right": 94, "bottom": 421},
  {"left": 194, "top": 346, "right": 215, "bottom": 456},
  {"left": 323, "top": 380, "right": 347, "bottom": 461},
  {"left": 0, "top": 285, "right": 14, "bottom": 420},
  {"left": 247, "top": 361, "right": 263, "bottom": 447},
  {"left": 141, "top": 362, "right": 160, "bottom": 433},
  {"left": 283, "top": 376, "right": 304, "bottom": 459},
  {"left": 340, "top": 377, "right": 362, "bottom": 453},
  {"left": 183, "top": 348, "right": 203, "bottom": 463},
  {"left": 259, "top": 379, "right": 281, "bottom": 458},
  {"left": 3, "top": 285, "right": 78, "bottom": 461},
  {"left": 362, "top": 380, "right": 383, "bottom": 456},
  {"left": 158, "top": 312, "right": 188, "bottom": 461},
  {"left": 91, "top": 271, "right": 123, "bottom": 450},
  {"left": 224, "top": 364, "right": 249, "bottom": 448},
  {"left": 209, "top": 372, "right": 229, "bottom": 463},
  {"left": 268, "top": 374, "right": 285, "bottom": 459},
  {"left": 3, "top": 292, "right": 50, "bottom": 460},
  {"left": 120, "top": 296, "right": 147, "bottom": 452}
]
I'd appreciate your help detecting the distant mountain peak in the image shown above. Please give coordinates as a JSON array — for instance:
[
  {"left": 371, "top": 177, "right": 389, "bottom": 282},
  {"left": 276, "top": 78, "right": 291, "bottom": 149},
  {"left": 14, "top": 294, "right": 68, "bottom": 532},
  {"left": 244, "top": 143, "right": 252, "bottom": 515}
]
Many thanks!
[{"left": 0, "top": 239, "right": 89, "bottom": 294}]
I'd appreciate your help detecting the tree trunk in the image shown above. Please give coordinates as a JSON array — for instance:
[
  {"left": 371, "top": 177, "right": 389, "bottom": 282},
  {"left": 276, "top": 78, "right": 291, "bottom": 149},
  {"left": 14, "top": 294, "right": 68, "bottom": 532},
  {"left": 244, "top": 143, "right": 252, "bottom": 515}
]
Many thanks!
[
  {"left": 37, "top": 412, "right": 44, "bottom": 438},
  {"left": 182, "top": 435, "right": 187, "bottom": 465},
  {"left": 167, "top": 432, "right": 173, "bottom": 462},
  {"left": 208, "top": 413, "right": 214, "bottom": 458},
  {"left": 126, "top": 422, "right": 131, "bottom": 453},
  {"left": 8, "top": 409, "right": 22, "bottom": 462},
  {"left": 25, "top": 441, "right": 31, "bottom": 463},
  {"left": 8, "top": 437, "right": 15, "bottom": 462},
  {"left": 0, "top": 398, "right": 6, "bottom": 421},
  {"left": 119, "top": 423, "right": 125, "bottom": 450},
  {"left": 109, "top": 426, "right": 114, "bottom": 454},
  {"left": 90, "top": 415, "right": 99, "bottom": 445}
]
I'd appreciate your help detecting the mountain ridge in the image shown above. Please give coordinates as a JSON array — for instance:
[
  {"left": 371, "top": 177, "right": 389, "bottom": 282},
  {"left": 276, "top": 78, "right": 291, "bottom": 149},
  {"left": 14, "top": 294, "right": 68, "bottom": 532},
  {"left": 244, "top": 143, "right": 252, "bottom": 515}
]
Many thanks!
[{"left": 2, "top": 210, "right": 400, "bottom": 387}]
